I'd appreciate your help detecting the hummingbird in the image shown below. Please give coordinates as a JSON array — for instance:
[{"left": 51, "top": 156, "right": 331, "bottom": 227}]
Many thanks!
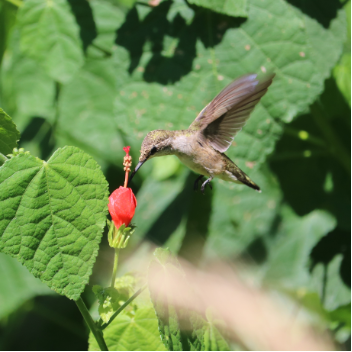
[{"left": 129, "top": 73, "right": 275, "bottom": 193}]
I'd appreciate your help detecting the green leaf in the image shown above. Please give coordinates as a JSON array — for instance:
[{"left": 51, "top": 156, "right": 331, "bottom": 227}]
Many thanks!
[
  {"left": 0, "top": 0, "right": 17, "bottom": 67},
  {"left": 1, "top": 36, "right": 55, "bottom": 131},
  {"left": 0, "top": 108, "right": 20, "bottom": 158},
  {"left": 93, "top": 285, "right": 121, "bottom": 324},
  {"left": 58, "top": 58, "right": 125, "bottom": 164},
  {"left": 0, "top": 252, "right": 52, "bottom": 319},
  {"left": 18, "top": 0, "right": 84, "bottom": 83},
  {"left": 149, "top": 248, "right": 194, "bottom": 351},
  {"left": 263, "top": 206, "right": 336, "bottom": 288},
  {"left": 205, "top": 164, "right": 282, "bottom": 258},
  {"left": 188, "top": 0, "right": 248, "bottom": 18},
  {"left": 89, "top": 289, "right": 166, "bottom": 351},
  {"left": 310, "top": 254, "right": 351, "bottom": 311},
  {"left": 149, "top": 248, "right": 230, "bottom": 351},
  {"left": 0, "top": 28, "right": 55, "bottom": 131},
  {"left": 167, "top": 0, "right": 195, "bottom": 25},
  {"left": 88, "top": 0, "right": 125, "bottom": 55},
  {"left": 130, "top": 169, "right": 189, "bottom": 244},
  {"left": 115, "top": 0, "right": 345, "bottom": 167},
  {"left": 328, "top": 303, "right": 351, "bottom": 329},
  {"left": 93, "top": 274, "right": 137, "bottom": 323},
  {"left": 0, "top": 146, "right": 108, "bottom": 300},
  {"left": 203, "top": 311, "right": 230, "bottom": 351},
  {"left": 333, "top": 53, "right": 351, "bottom": 106}
]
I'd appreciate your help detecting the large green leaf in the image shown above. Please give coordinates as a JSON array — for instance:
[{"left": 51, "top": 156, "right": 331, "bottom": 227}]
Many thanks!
[
  {"left": 50, "top": 0, "right": 346, "bottom": 171},
  {"left": 17, "top": 0, "right": 84, "bottom": 83},
  {"left": 263, "top": 206, "right": 336, "bottom": 288},
  {"left": 0, "top": 108, "right": 19, "bottom": 159},
  {"left": 0, "top": 28, "right": 55, "bottom": 131},
  {"left": 205, "top": 164, "right": 282, "bottom": 258},
  {"left": 58, "top": 58, "right": 125, "bottom": 164},
  {"left": 188, "top": 0, "right": 248, "bottom": 18},
  {"left": 89, "top": 288, "right": 166, "bottom": 351},
  {"left": 0, "top": 252, "right": 52, "bottom": 319},
  {"left": 0, "top": 146, "right": 108, "bottom": 300},
  {"left": 115, "top": 0, "right": 345, "bottom": 168},
  {"left": 89, "top": 0, "right": 125, "bottom": 54}
]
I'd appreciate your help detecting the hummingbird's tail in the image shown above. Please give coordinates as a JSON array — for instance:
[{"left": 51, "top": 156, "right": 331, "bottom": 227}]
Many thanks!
[
  {"left": 224, "top": 154, "right": 261, "bottom": 192},
  {"left": 238, "top": 172, "right": 261, "bottom": 192}
]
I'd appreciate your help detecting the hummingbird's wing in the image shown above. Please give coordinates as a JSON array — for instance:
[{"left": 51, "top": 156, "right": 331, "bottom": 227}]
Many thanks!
[{"left": 190, "top": 73, "right": 275, "bottom": 153}]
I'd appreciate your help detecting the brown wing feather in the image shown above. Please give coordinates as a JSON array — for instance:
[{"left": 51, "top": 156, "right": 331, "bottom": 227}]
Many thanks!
[{"left": 191, "top": 73, "right": 275, "bottom": 153}]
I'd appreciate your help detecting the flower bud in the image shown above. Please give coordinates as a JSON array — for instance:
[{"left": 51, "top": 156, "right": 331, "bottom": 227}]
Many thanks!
[{"left": 108, "top": 186, "right": 137, "bottom": 229}]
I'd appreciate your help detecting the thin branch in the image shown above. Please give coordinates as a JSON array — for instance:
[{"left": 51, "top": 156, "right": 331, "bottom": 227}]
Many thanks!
[{"left": 101, "top": 285, "right": 147, "bottom": 330}]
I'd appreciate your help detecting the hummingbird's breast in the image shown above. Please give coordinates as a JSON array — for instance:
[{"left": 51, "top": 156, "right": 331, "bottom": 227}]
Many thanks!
[{"left": 171, "top": 132, "right": 224, "bottom": 177}]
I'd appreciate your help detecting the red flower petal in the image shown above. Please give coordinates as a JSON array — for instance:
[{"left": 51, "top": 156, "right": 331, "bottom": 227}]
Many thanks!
[{"left": 108, "top": 187, "right": 137, "bottom": 228}]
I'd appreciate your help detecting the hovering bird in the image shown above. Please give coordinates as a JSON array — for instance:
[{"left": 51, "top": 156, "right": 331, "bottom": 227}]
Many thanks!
[{"left": 129, "top": 73, "right": 275, "bottom": 193}]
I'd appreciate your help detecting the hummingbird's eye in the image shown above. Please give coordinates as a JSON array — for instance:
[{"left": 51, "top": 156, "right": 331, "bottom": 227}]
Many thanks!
[{"left": 150, "top": 146, "right": 157, "bottom": 155}]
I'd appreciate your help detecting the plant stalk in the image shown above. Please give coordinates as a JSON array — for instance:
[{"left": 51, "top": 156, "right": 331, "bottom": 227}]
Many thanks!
[
  {"left": 75, "top": 297, "right": 108, "bottom": 351},
  {"left": 101, "top": 285, "right": 146, "bottom": 330},
  {"left": 110, "top": 248, "right": 120, "bottom": 288}
]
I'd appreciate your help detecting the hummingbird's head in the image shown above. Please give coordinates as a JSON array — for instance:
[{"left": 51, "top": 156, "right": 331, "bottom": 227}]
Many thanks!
[{"left": 129, "top": 130, "right": 173, "bottom": 183}]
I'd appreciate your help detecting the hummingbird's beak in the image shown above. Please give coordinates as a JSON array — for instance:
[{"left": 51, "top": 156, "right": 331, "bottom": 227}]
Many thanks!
[{"left": 129, "top": 159, "right": 146, "bottom": 184}]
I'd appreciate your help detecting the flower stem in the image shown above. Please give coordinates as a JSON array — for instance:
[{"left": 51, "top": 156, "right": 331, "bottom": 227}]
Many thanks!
[
  {"left": 110, "top": 248, "right": 120, "bottom": 288},
  {"left": 101, "top": 285, "right": 147, "bottom": 330},
  {"left": 75, "top": 297, "right": 108, "bottom": 351},
  {"left": 124, "top": 171, "right": 128, "bottom": 188}
]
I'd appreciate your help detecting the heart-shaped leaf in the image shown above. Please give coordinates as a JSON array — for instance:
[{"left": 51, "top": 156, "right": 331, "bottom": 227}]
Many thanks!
[{"left": 0, "top": 146, "right": 108, "bottom": 300}]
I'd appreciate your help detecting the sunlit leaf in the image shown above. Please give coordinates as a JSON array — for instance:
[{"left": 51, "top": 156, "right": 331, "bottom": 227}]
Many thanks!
[
  {"left": 188, "top": 0, "right": 248, "bottom": 18},
  {"left": 115, "top": 0, "right": 346, "bottom": 167},
  {"left": 89, "top": 288, "right": 166, "bottom": 351},
  {"left": 0, "top": 147, "right": 108, "bottom": 300}
]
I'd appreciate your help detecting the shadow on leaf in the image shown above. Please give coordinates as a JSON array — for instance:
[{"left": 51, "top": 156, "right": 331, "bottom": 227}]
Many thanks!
[{"left": 116, "top": 1, "right": 245, "bottom": 84}]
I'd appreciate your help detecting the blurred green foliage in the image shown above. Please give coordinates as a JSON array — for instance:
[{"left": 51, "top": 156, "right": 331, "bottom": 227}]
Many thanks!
[{"left": 0, "top": 0, "right": 350, "bottom": 350}]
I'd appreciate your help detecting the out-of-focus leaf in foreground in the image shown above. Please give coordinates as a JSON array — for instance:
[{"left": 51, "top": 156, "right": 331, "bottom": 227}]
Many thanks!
[
  {"left": 17, "top": 0, "right": 84, "bottom": 83},
  {"left": 149, "top": 248, "right": 230, "bottom": 351},
  {"left": 0, "top": 108, "right": 19, "bottom": 161},
  {"left": 188, "top": 0, "right": 248, "bottom": 18},
  {"left": 0, "top": 252, "right": 52, "bottom": 319},
  {"left": 0, "top": 146, "right": 108, "bottom": 300}
]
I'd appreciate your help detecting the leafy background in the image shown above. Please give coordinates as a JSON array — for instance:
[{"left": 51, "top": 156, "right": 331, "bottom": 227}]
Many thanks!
[{"left": 0, "top": 0, "right": 350, "bottom": 350}]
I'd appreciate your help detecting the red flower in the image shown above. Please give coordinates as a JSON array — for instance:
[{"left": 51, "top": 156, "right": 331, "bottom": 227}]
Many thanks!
[{"left": 108, "top": 186, "right": 137, "bottom": 229}]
